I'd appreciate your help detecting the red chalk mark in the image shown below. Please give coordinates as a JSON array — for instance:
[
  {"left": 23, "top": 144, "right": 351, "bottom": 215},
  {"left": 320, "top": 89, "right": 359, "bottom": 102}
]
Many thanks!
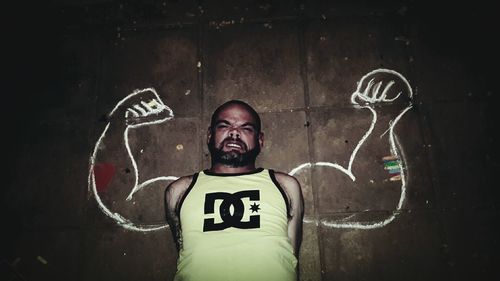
[{"left": 93, "top": 163, "right": 116, "bottom": 193}]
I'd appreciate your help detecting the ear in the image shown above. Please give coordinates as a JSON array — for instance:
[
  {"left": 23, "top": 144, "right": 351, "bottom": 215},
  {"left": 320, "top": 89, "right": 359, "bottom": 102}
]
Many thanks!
[
  {"left": 258, "top": 131, "right": 264, "bottom": 148},
  {"left": 207, "top": 127, "right": 212, "bottom": 145}
]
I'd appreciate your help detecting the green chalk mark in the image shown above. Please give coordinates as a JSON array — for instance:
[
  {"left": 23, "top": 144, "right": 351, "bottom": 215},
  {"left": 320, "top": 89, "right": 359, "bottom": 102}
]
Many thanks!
[
  {"left": 37, "top": 256, "right": 48, "bottom": 265},
  {"left": 384, "top": 164, "right": 400, "bottom": 170}
]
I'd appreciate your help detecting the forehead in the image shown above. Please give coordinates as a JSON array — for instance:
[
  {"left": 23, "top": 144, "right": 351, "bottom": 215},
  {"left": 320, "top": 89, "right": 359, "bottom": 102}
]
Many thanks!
[{"left": 215, "top": 104, "right": 257, "bottom": 124}]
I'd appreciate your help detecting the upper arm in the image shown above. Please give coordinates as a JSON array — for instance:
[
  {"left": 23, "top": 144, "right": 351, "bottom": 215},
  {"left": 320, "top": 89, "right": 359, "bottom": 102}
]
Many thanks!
[
  {"left": 275, "top": 172, "right": 304, "bottom": 256},
  {"left": 165, "top": 178, "right": 184, "bottom": 221},
  {"left": 164, "top": 175, "right": 193, "bottom": 251}
]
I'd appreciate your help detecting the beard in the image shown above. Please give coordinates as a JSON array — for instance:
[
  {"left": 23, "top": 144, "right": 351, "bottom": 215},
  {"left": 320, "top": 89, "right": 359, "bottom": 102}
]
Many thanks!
[{"left": 208, "top": 137, "right": 261, "bottom": 168}]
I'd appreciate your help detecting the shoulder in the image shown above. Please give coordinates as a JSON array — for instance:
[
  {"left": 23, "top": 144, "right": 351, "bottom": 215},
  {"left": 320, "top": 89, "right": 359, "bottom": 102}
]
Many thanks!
[
  {"left": 271, "top": 170, "right": 302, "bottom": 196},
  {"left": 165, "top": 174, "right": 197, "bottom": 202},
  {"left": 168, "top": 174, "right": 195, "bottom": 190},
  {"left": 273, "top": 171, "right": 300, "bottom": 188},
  {"left": 271, "top": 170, "right": 303, "bottom": 217}
]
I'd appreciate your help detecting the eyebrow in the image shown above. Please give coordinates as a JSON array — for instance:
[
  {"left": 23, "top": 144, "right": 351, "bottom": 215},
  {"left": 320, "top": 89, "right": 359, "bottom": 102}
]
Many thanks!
[
  {"left": 240, "top": 122, "right": 256, "bottom": 129},
  {"left": 214, "top": 120, "right": 256, "bottom": 129},
  {"left": 215, "top": 120, "right": 231, "bottom": 126}
]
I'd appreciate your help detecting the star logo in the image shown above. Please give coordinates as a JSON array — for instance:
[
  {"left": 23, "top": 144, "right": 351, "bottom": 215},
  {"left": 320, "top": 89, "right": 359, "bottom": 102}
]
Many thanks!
[{"left": 249, "top": 202, "right": 260, "bottom": 213}]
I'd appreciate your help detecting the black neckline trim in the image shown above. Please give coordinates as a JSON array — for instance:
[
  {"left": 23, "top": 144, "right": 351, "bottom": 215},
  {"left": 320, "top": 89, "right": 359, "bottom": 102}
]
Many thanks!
[{"left": 203, "top": 167, "right": 264, "bottom": 177}]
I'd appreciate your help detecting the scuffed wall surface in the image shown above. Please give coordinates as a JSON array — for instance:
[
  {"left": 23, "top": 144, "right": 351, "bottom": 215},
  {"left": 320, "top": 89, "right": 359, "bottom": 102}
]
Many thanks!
[{"left": 2, "top": 1, "right": 498, "bottom": 281}]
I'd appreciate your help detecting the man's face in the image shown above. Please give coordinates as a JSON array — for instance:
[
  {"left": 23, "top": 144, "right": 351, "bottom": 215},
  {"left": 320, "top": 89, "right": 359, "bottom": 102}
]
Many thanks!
[{"left": 207, "top": 104, "right": 263, "bottom": 167}]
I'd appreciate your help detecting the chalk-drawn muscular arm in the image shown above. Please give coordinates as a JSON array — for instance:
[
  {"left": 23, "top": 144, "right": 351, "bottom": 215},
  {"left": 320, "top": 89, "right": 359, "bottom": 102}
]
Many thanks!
[
  {"left": 289, "top": 69, "right": 413, "bottom": 230},
  {"left": 165, "top": 175, "right": 193, "bottom": 252},
  {"left": 89, "top": 88, "right": 176, "bottom": 231},
  {"left": 349, "top": 69, "right": 413, "bottom": 173},
  {"left": 329, "top": 69, "right": 413, "bottom": 228},
  {"left": 103, "top": 88, "right": 175, "bottom": 192},
  {"left": 275, "top": 171, "right": 304, "bottom": 257},
  {"left": 110, "top": 89, "right": 175, "bottom": 201}
]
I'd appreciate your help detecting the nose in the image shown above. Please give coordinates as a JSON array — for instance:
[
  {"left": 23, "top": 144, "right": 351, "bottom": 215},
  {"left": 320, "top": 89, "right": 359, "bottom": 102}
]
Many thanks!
[{"left": 228, "top": 127, "right": 240, "bottom": 138}]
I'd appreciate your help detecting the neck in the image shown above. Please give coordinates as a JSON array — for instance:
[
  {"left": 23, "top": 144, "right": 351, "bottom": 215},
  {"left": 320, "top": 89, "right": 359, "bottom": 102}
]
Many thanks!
[{"left": 209, "top": 163, "right": 257, "bottom": 174}]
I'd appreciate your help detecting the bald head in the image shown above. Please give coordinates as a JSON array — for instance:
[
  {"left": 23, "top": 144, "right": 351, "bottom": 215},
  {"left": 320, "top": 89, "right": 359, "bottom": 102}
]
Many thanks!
[{"left": 210, "top": 100, "right": 261, "bottom": 133}]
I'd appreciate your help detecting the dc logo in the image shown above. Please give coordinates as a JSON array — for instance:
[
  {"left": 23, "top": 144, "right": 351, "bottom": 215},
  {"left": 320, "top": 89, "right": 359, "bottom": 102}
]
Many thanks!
[{"left": 203, "top": 190, "right": 260, "bottom": 232}]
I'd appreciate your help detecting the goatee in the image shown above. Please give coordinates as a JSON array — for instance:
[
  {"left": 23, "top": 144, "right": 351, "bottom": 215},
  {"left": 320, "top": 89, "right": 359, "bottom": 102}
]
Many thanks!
[{"left": 208, "top": 139, "right": 260, "bottom": 167}]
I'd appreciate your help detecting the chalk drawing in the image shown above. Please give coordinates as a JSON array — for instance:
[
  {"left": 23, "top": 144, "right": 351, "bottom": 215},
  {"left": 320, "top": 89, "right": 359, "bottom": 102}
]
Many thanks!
[
  {"left": 88, "top": 69, "right": 412, "bottom": 232},
  {"left": 289, "top": 68, "right": 413, "bottom": 229},
  {"left": 88, "top": 88, "right": 177, "bottom": 232}
]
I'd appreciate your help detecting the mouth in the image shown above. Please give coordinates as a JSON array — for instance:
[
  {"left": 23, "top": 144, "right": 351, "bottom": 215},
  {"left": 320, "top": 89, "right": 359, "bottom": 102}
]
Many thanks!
[{"left": 223, "top": 141, "right": 246, "bottom": 151}]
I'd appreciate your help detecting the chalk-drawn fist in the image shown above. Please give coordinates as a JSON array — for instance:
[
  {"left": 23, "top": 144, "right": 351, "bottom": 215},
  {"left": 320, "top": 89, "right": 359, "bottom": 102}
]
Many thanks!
[
  {"left": 108, "top": 88, "right": 173, "bottom": 127},
  {"left": 351, "top": 69, "right": 412, "bottom": 107}
]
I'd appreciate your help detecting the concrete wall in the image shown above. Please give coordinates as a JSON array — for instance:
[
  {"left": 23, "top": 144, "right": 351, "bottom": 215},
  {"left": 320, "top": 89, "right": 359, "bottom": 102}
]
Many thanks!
[{"left": 3, "top": 1, "right": 498, "bottom": 280}]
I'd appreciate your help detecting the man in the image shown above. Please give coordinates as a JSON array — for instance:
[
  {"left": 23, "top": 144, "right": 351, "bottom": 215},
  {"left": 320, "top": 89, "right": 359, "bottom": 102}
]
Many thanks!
[{"left": 165, "top": 100, "right": 304, "bottom": 281}]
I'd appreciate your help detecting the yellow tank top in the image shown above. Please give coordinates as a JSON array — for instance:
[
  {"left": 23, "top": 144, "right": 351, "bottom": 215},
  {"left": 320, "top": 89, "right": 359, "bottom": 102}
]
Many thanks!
[{"left": 174, "top": 168, "right": 297, "bottom": 281}]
